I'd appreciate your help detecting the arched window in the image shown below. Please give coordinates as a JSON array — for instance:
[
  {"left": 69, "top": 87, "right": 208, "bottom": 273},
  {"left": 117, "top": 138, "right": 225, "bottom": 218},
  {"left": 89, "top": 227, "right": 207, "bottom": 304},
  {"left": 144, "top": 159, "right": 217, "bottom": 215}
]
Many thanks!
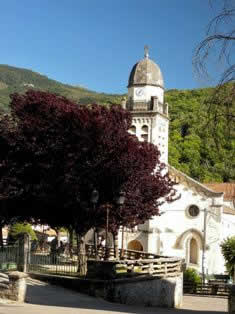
[
  {"left": 141, "top": 125, "right": 148, "bottom": 133},
  {"left": 127, "top": 240, "right": 143, "bottom": 251},
  {"left": 129, "top": 125, "right": 136, "bottom": 134},
  {"left": 189, "top": 238, "right": 198, "bottom": 264},
  {"left": 141, "top": 125, "right": 148, "bottom": 141}
]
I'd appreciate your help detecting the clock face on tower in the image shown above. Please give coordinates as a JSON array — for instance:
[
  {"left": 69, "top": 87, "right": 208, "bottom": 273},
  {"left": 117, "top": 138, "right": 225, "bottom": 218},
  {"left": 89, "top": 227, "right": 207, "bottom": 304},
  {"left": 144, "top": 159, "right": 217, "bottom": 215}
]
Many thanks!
[{"left": 135, "top": 88, "right": 145, "bottom": 97}]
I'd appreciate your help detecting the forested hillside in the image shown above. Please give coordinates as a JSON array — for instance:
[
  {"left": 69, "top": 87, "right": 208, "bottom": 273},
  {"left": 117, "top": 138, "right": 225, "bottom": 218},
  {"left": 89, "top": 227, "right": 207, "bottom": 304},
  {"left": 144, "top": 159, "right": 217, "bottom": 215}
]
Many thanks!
[
  {"left": 0, "top": 65, "right": 122, "bottom": 111},
  {"left": 166, "top": 85, "right": 234, "bottom": 183},
  {"left": 0, "top": 65, "right": 234, "bottom": 183}
]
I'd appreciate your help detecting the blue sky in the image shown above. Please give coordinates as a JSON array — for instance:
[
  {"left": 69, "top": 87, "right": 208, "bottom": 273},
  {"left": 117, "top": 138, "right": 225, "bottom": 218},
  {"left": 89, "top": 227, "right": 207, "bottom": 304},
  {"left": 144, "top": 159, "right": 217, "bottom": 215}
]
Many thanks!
[{"left": 0, "top": 1, "right": 224, "bottom": 94}]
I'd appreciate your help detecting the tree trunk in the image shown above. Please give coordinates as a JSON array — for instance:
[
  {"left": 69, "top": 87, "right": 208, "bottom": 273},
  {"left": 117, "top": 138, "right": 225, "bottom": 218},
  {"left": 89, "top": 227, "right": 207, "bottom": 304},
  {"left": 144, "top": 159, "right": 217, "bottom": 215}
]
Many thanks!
[
  {"left": 0, "top": 225, "right": 3, "bottom": 248},
  {"left": 77, "top": 234, "right": 87, "bottom": 276},
  {"left": 113, "top": 232, "right": 119, "bottom": 259},
  {"left": 55, "top": 229, "right": 61, "bottom": 248},
  {"left": 68, "top": 227, "right": 74, "bottom": 258},
  {"left": 0, "top": 200, "right": 6, "bottom": 248},
  {"left": 94, "top": 228, "right": 98, "bottom": 260}
]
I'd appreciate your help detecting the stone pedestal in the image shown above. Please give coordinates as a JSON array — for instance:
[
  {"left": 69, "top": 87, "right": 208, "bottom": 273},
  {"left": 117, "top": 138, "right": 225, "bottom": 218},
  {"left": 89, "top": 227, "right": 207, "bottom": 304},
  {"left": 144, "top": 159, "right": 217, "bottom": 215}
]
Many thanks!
[
  {"left": 18, "top": 233, "right": 31, "bottom": 273},
  {"left": 0, "top": 271, "right": 28, "bottom": 302},
  {"left": 108, "top": 274, "right": 183, "bottom": 308}
]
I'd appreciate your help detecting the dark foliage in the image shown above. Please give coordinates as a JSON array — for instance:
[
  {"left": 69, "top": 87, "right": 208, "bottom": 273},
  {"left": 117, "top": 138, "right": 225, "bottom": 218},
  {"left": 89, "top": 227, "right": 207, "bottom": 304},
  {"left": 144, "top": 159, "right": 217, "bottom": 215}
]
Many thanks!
[{"left": 0, "top": 90, "right": 176, "bottom": 235}]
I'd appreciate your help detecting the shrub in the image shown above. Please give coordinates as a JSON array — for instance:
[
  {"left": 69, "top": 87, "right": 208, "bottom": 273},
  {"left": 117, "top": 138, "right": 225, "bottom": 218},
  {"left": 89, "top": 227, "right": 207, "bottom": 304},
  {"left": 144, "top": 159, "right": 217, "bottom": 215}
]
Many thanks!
[
  {"left": 221, "top": 236, "right": 235, "bottom": 276},
  {"left": 183, "top": 268, "right": 201, "bottom": 285}
]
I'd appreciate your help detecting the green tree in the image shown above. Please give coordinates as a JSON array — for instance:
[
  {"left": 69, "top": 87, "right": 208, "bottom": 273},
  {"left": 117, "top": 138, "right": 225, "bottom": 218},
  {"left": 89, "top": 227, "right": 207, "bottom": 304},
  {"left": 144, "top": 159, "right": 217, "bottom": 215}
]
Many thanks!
[
  {"left": 221, "top": 236, "right": 235, "bottom": 276},
  {"left": 8, "top": 223, "right": 37, "bottom": 242},
  {"left": 193, "top": 0, "right": 235, "bottom": 165}
]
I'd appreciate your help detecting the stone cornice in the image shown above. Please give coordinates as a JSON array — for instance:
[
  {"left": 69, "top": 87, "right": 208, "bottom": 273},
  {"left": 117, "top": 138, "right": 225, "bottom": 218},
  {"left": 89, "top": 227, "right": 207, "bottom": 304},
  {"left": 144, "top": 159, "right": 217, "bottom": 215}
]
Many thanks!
[
  {"left": 127, "top": 83, "right": 165, "bottom": 90},
  {"left": 131, "top": 110, "right": 169, "bottom": 121},
  {"left": 168, "top": 165, "right": 224, "bottom": 198}
]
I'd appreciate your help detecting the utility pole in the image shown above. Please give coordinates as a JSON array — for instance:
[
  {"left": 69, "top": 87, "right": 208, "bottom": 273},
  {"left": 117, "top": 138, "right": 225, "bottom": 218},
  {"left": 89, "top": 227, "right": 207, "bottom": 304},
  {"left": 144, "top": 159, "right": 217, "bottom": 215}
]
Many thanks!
[{"left": 202, "top": 208, "right": 208, "bottom": 284}]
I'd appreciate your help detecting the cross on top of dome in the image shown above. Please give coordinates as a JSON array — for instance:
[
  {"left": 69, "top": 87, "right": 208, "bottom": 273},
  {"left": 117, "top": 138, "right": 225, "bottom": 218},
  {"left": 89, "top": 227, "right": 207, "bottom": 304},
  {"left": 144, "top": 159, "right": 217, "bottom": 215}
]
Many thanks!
[{"left": 144, "top": 45, "right": 149, "bottom": 59}]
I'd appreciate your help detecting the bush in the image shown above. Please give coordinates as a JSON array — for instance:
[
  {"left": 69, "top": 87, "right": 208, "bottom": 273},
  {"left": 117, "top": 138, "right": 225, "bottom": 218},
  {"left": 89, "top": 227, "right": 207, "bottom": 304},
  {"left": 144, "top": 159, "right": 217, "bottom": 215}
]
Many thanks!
[
  {"left": 183, "top": 268, "right": 201, "bottom": 285},
  {"left": 8, "top": 223, "right": 37, "bottom": 242},
  {"left": 221, "top": 236, "right": 235, "bottom": 276}
]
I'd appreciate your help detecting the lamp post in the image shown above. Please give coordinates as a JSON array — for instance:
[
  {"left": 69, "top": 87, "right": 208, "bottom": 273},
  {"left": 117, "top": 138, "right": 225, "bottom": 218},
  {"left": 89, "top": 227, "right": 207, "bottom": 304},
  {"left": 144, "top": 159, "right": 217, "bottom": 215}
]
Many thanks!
[
  {"left": 202, "top": 208, "right": 208, "bottom": 284},
  {"left": 115, "top": 190, "right": 126, "bottom": 259},
  {"left": 91, "top": 189, "right": 99, "bottom": 259}
]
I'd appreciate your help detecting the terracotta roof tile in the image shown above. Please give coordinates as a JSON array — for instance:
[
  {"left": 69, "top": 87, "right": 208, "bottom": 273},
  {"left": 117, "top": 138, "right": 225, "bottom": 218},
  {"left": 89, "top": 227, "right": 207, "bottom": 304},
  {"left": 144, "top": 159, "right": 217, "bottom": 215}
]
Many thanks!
[
  {"left": 223, "top": 206, "right": 235, "bottom": 215},
  {"left": 204, "top": 183, "right": 235, "bottom": 201}
]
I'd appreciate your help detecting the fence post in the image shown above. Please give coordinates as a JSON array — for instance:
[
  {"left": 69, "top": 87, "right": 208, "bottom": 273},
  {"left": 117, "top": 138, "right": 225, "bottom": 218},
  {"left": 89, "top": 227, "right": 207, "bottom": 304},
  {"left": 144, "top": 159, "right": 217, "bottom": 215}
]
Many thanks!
[{"left": 18, "top": 234, "right": 31, "bottom": 272}]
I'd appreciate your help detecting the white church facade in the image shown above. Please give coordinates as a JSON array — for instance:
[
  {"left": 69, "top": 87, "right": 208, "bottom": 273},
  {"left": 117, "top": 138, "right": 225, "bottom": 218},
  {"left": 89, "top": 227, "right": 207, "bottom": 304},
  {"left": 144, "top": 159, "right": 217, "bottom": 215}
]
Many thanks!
[{"left": 119, "top": 47, "right": 235, "bottom": 275}]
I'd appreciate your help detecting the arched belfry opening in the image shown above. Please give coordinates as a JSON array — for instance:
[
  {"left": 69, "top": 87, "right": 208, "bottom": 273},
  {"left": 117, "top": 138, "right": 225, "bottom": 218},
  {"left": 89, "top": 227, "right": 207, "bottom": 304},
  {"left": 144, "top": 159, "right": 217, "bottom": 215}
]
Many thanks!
[{"left": 127, "top": 240, "right": 143, "bottom": 251}]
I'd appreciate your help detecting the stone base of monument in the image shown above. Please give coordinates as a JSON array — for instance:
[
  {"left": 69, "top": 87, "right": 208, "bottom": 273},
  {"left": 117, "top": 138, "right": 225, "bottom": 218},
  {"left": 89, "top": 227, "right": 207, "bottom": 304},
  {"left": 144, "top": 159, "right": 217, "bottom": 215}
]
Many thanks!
[
  {"left": 102, "top": 274, "right": 183, "bottom": 308},
  {"left": 31, "top": 270, "right": 183, "bottom": 308},
  {"left": 0, "top": 271, "right": 28, "bottom": 302},
  {"left": 86, "top": 259, "right": 183, "bottom": 308}
]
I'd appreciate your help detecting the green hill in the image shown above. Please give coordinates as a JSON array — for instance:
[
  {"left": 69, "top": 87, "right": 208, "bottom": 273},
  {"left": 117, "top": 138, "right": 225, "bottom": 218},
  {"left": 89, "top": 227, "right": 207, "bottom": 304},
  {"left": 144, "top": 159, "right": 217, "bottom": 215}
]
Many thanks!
[
  {"left": 166, "top": 86, "right": 235, "bottom": 183},
  {"left": 0, "top": 64, "right": 234, "bottom": 183},
  {"left": 0, "top": 64, "right": 122, "bottom": 112}
]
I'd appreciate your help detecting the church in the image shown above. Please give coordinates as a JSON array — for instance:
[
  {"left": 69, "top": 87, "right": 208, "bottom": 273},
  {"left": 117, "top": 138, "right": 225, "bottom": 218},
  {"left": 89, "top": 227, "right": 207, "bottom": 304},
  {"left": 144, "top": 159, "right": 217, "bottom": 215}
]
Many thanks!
[{"left": 119, "top": 47, "right": 235, "bottom": 275}]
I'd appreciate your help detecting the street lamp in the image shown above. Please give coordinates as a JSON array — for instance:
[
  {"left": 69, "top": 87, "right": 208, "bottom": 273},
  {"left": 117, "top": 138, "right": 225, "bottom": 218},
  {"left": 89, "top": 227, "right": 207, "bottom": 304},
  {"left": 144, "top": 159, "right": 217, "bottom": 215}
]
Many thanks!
[
  {"left": 91, "top": 189, "right": 99, "bottom": 259},
  {"left": 202, "top": 208, "right": 208, "bottom": 284},
  {"left": 104, "top": 190, "right": 126, "bottom": 261},
  {"left": 115, "top": 190, "right": 126, "bottom": 259}
]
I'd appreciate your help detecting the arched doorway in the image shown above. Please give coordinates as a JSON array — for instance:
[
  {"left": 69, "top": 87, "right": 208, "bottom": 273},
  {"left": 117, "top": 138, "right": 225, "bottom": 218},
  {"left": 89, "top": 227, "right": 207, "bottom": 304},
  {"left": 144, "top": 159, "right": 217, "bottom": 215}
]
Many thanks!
[
  {"left": 127, "top": 240, "right": 143, "bottom": 251},
  {"left": 189, "top": 238, "right": 198, "bottom": 264}
]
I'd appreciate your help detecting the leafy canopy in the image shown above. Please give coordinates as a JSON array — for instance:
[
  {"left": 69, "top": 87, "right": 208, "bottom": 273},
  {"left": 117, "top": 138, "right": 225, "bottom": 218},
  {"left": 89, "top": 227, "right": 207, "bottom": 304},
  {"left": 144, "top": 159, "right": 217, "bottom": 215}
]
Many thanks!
[
  {"left": 8, "top": 223, "right": 37, "bottom": 242},
  {"left": 0, "top": 90, "right": 176, "bottom": 235},
  {"left": 221, "top": 236, "right": 235, "bottom": 276}
]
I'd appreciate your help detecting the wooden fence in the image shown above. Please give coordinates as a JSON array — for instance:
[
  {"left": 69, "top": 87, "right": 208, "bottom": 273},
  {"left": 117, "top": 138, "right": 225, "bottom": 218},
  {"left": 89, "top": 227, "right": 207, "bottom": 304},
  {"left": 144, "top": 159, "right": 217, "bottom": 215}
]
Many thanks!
[
  {"left": 85, "top": 244, "right": 182, "bottom": 278},
  {"left": 116, "top": 257, "right": 182, "bottom": 278},
  {"left": 85, "top": 244, "right": 164, "bottom": 260}
]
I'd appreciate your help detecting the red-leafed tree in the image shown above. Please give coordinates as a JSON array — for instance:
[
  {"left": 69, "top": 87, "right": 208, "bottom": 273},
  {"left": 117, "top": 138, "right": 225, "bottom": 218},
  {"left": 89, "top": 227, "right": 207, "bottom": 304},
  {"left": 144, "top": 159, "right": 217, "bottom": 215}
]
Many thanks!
[
  {"left": 0, "top": 114, "right": 24, "bottom": 247},
  {"left": 0, "top": 90, "right": 176, "bottom": 273}
]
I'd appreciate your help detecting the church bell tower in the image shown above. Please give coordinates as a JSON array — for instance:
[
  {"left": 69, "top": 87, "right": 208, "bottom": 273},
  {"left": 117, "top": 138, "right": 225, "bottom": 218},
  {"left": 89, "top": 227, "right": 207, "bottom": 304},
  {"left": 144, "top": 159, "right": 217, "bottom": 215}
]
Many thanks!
[{"left": 123, "top": 46, "right": 169, "bottom": 164}]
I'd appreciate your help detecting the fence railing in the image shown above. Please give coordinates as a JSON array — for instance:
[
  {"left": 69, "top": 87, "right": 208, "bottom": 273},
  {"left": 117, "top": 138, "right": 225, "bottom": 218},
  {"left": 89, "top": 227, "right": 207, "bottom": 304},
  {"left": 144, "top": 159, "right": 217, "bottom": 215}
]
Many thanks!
[
  {"left": 0, "top": 244, "right": 19, "bottom": 271},
  {"left": 0, "top": 239, "right": 182, "bottom": 279},
  {"left": 28, "top": 253, "right": 78, "bottom": 276},
  {"left": 28, "top": 244, "right": 182, "bottom": 278},
  {"left": 184, "top": 281, "right": 230, "bottom": 297}
]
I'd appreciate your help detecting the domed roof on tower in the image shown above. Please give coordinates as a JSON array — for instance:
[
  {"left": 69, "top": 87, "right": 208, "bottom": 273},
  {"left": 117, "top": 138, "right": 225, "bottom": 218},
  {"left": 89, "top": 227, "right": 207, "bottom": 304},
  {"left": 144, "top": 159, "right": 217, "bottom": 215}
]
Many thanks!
[{"left": 128, "top": 46, "right": 164, "bottom": 88}]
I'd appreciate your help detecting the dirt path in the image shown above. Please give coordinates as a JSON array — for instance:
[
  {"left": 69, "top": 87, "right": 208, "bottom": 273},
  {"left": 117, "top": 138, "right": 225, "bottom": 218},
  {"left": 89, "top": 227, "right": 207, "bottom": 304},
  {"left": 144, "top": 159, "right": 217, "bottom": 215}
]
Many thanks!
[{"left": 0, "top": 279, "right": 227, "bottom": 314}]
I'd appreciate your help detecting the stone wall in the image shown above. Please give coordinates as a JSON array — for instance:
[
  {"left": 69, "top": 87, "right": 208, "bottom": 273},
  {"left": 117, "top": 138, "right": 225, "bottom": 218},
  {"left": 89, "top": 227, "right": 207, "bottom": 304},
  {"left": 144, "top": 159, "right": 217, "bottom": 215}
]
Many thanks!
[
  {"left": 30, "top": 272, "right": 183, "bottom": 308},
  {"left": 108, "top": 274, "right": 183, "bottom": 308},
  {"left": 0, "top": 271, "right": 28, "bottom": 302}
]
